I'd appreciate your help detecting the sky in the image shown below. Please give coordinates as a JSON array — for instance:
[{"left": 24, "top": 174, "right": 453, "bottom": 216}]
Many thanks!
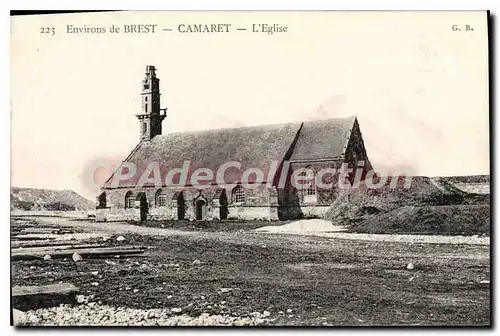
[{"left": 11, "top": 11, "right": 490, "bottom": 200}]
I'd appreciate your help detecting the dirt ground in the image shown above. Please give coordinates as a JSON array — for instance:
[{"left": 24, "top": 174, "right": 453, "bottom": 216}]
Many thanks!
[{"left": 11, "top": 217, "right": 491, "bottom": 326}]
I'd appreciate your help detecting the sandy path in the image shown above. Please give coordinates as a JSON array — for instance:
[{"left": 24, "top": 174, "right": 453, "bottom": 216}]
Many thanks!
[
  {"left": 15, "top": 217, "right": 490, "bottom": 245},
  {"left": 29, "top": 216, "right": 194, "bottom": 237},
  {"left": 265, "top": 231, "right": 490, "bottom": 245},
  {"left": 19, "top": 216, "right": 490, "bottom": 246}
]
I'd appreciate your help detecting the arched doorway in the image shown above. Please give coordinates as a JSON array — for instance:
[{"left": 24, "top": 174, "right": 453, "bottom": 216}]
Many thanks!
[
  {"left": 219, "top": 190, "right": 228, "bottom": 220},
  {"left": 177, "top": 192, "right": 185, "bottom": 220},
  {"left": 97, "top": 192, "right": 107, "bottom": 208},
  {"left": 137, "top": 193, "right": 148, "bottom": 221},
  {"left": 195, "top": 199, "right": 206, "bottom": 220}
]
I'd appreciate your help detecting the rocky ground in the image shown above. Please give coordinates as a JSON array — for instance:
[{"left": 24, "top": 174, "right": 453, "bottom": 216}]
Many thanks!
[
  {"left": 17, "top": 303, "right": 273, "bottom": 326},
  {"left": 11, "top": 217, "right": 491, "bottom": 326}
]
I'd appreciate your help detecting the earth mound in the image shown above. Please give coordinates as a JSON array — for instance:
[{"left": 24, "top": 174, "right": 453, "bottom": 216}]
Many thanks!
[
  {"left": 322, "top": 176, "right": 468, "bottom": 225},
  {"left": 350, "top": 204, "right": 490, "bottom": 236}
]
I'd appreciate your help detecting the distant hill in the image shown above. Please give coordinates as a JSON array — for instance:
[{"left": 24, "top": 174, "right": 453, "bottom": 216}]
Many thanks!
[
  {"left": 10, "top": 187, "right": 95, "bottom": 211},
  {"left": 437, "top": 175, "right": 490, "bottom": 195},
  {"left": 437, "top": 175, "right": 490, "bottom": 184}
]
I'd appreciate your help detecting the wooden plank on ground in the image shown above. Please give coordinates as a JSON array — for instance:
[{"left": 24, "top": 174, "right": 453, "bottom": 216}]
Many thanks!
[
  {"left": 12, "top": 283, "right": 79, "bottom": 297},
  {"left": 12, "top": 283, "right": 79, "bottom": 311},
  {"left": 20, "top": 228, "right": 63, "bottom": 234},
  {"left": 14, "top": 234, "right": 58, "bottom": 241},
  {"left": 111, "top": 253, "right": 147, "bottom": 259},
  {"left": 11, "top": 243, "right": 107, "bottom": 254},
  {"left": 11, "top": 245, "right": 147, "bottom": 260},
  {"left": 11, "top": 239, "right": 89, "bottom": 248}
]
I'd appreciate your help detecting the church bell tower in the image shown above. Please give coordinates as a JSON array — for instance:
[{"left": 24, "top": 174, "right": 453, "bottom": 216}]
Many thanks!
[{"left": 136, "top": 65, "right": 166, "bottom": 141}]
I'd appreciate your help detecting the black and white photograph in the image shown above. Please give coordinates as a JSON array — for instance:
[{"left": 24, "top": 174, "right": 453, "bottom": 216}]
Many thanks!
[{"left": 9, "top": 10, "right": 491, "bottom": 327}]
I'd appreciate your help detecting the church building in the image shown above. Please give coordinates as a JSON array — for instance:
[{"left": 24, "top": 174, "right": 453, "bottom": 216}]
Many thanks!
[{"left": 96, "top": 66, "right": 372, "bottom": 222}]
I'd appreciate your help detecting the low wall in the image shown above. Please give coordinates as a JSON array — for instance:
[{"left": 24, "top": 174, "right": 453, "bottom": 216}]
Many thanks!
[
  {"left": 96, "top": 208, "right": 139, "bottom": 222},
  {"left": 300, "top": 205, "right": 330, "bottom": 218},
  {"left": 227, "top": 206, "right": 278, "bottom": 221},
  {"left": 97, "top": 205, "right": 281, "bottom": 222}
]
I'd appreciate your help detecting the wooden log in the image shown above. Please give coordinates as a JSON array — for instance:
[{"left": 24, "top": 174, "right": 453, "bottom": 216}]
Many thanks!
[
  {"left": 20, "top": 228, "right": 63, "bottom": 234},
  {"left": 15, "top": 233, "right": 111, "bottom": 241},
  {"left": 12, "top": 283, "right": 79, "bottom": 311},
  {"left": 12, "top": 283, "right": 79, "bottom": 297},
  {"left": 11, "top": 239, "right": 89, "bottom": 248},
  {"left": 13, "top": 234, "right": 58, "bottom": 241},
  {"left": 11, "top": 245, "right": 146, "bottom": 260},
  {"left": 10, "top": 220, "right": 34, "bottom": 227},
  {"left": 110, "top": 253, "right": 148, "bottom": 259},
  {"left": 11, "top": 244, "right": 107, "bottom": 254}
]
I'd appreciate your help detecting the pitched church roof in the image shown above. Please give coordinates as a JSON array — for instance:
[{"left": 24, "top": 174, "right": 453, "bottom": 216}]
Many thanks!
[
  {"left": 290, "top": 116, "right": 356, "bottom": 161},
  {"left": 103, "top": 116, "right": 358, "bottom": 189}
]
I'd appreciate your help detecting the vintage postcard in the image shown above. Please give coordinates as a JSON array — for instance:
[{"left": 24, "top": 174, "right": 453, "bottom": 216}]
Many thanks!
[{"left": 10, "top": 11, "right": 490, "bottom": 327}]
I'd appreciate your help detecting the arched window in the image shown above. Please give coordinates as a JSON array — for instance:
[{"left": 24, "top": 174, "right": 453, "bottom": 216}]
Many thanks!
[
  {"left": 97, "top": 192, "right": 107, "bottom": 208},
  {"left": 305, "top": 167, "right": 317, "bottom": 196},
  {"left": 156, "top": 189, "right": 167, "bottom": 207},
  {"left": 232, "top": 185, "right": 246, "bottom": 203},
  {"left": 125, "top": 191, "right": 135, "bottom": 209},
  {"left": 299, "top": 167, "right": 317, "bottom": 197}
]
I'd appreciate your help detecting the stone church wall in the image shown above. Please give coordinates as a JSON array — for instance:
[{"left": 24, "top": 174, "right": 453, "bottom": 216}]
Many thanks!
[{"left": 96, "top": 183, "right": 281, "bottom": 222}]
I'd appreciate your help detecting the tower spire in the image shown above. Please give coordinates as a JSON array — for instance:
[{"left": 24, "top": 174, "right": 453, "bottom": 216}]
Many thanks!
[{"left": 136, "top": 65, "right": 166, "bottom": 141}]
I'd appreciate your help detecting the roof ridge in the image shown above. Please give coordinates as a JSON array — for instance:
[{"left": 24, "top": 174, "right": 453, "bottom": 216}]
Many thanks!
[
  {"left": 156, "top": 116, "right": 356, "bottom": 138},
  {"left": 156, "top": 120, "right": 301, "bottom": 138}
]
